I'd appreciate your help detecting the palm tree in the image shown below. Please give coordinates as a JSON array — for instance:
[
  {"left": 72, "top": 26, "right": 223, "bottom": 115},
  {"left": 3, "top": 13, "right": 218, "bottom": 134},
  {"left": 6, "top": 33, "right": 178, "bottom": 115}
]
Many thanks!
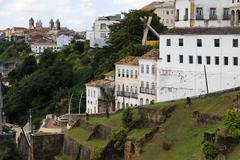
[{"left": 103, "top": 87, "right": 115, "bottom": 119}]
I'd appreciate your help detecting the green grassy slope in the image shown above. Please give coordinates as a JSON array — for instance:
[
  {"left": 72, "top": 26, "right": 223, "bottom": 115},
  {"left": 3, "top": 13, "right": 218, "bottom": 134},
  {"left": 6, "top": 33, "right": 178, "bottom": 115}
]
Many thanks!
[{"left": 141, "top": 91, "right": 238, "bottom": 160}]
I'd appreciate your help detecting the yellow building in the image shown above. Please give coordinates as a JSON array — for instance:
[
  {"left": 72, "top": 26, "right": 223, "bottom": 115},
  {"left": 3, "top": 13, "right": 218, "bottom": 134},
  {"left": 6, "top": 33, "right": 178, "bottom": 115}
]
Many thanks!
[{"left": 4, "top": 28, "right": 13, "bottom": 41}]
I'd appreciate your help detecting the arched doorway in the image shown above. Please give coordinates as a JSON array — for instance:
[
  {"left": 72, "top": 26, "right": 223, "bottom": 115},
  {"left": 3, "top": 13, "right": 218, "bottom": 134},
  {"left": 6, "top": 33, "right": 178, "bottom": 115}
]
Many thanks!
[
  {"left": 236, "top": 10, "right": 240, "bottom": 26},
  {"left": 231, "top": 10, "right": 235, "bottom": 26}
]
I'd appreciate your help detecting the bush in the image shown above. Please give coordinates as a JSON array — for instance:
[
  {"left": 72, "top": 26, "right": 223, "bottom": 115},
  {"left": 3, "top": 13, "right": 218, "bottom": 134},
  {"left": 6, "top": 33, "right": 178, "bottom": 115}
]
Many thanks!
[
  {"left": 112, "top": 128, "right": 127, "bottom": 153},
  {"left": 202, "top": 142, "right": 219, "bottom": 159},
  {"left": 122, "top": 107, "right": 134, "bottom": 127},
  {"left": 162, "top": 142, "right": 172, "bottom": 151},
  {"left": 224, "top": 108, "right": 240, "bottom": 138}
]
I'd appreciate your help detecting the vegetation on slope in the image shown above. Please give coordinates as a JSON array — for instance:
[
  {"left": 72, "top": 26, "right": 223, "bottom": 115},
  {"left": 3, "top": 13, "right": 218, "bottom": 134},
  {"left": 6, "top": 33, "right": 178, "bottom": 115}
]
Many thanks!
[{"left": 140, "top": 91, "right": 238, "bottom": 160}]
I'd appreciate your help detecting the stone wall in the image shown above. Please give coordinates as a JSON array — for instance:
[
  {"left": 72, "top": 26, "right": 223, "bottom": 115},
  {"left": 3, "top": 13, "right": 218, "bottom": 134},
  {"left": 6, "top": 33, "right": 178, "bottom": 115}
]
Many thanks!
[
  {"left": 193, "top": 111, "right": 223, "bottom": 127},
  {"left": 124, "top": 140, "right": 141, "bottom": 160},
  {"left": 0, "top": 134, "right": 14, "bottom": 143},
  {"left": 88, "top": 124, "right": 112, "bottom": 140},
  {"left": 30, "top": 134, "right": 64, "bottom": 160},
  {"left": 62, "top": 136, "right": 91, "bottom": 160}
]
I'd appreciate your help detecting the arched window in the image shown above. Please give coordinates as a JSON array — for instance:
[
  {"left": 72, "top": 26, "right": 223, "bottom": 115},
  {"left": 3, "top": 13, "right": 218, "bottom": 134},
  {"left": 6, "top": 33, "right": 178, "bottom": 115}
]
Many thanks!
[
  {"left": 141, "top": 64, "right": 144, "bottom": 73},
  {"left": 100, "top": 23, "right": 107, "bottom": 30},
  {"left": 146, "top": 99, "right": 149, "bottom": 105},
  {"left": 146, "top": 65, "right": 149, "bottom": 74},
  {"left": 126, "top": 70, "right": 129, "bottom": 78},
  {"left": 122, "top": 69, "right": 125, "bottom": 77}
]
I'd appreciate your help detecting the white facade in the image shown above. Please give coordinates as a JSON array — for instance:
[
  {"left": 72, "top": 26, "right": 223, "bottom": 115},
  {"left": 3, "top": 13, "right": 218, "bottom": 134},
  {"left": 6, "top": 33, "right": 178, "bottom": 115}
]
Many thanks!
[
  {"left": 87, "top": 14, "right": 121, "bottom": 48},
  {"left": 175, "top": 0, "right": 231, "bottom": 28},
  {"left": 230, "top": 0, "right": 240, "bottom": 26},
  {"left": 31, "top": 43, "right": 58, "bottom": 54},
  {"left": 157, "top": 28, "right": 240, "bottom": 102},
  {"left": 56, "top": 34, "right": 73, "bottom": 48},
  {"left": 138, "top": 58, "right": 158, "bottom": 106}
]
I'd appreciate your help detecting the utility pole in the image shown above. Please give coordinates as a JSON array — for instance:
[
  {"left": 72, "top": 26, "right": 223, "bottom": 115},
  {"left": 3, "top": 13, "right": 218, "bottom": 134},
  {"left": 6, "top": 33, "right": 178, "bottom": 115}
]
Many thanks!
[
  {"left": 29, "top": 109, "right": 32, "bottom": 133},
  {"left": 0, "top": 80, "right": 3, "bottom": 134},
  {"left": 78, "top": 92, "right": 83, "bottom": 114},
  {"left": 204, "top": 65, "right": 209, "bottom": 94}
]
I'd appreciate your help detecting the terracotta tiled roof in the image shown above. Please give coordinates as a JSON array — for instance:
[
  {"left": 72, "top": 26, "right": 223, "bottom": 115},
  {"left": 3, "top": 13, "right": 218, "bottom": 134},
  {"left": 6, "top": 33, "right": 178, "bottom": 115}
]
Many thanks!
[
  {"left": 86, "top": 79, "right": 113, "bottom": 87},
  {"left": 140, "top": 49, "right": 159, "bottom": 59},
  {"left": 115, "top": 56, "right": 140, "bottom": 66},
  {"left": 162, "top": 27, "right": 240, "bottom": 35},
  {"left": 142, "top": 1, "right": 162, "bottom": 11}
]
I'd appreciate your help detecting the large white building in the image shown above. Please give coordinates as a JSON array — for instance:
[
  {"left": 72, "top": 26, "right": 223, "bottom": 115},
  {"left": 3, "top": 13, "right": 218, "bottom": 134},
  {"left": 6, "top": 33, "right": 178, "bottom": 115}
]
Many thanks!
[
  {"left": 230, "top": 0, "right": 240, "bottom": 26},
  {"left": 86, "top": 14, "right": 121, "bottom": 48},
  {"left": 157, "top": 27, "right": 240, "bottom": 102},
  {"left": 30, "top": 38, "right": 58, "bottom": 54},
  {"left": 175, "top": 0, "right": 231, "bottom": 28}
]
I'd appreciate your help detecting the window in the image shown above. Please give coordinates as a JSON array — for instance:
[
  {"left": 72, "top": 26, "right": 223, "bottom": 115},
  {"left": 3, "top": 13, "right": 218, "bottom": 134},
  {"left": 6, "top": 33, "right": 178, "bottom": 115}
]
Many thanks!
[
  {"left": 135, "top": 87, "right": 138, "bottom": 93},
  {"left": 167, "top": 54, "right": 171, "bottom": 62},
  {"left": 152, "top": 65, "right": 155, "bottom": 74},
  {"left": 135, "top": 70, "right": 138, "bottom": 78},
  {"left": 100, "top": 33, "right": 107, "bottom": 38},
  {"left": 146, "top": 99, "right": 149, "bottom": 105},
  {"left": 233, "top": 57, "right": 238, "bottom": 66},
  {"left": 141, "top": 81, "right": 144, "bottom": 87},
  {"left": 189, "top": 56, "right": 193, "bottom": 64},
  {"left": 176, "top": 9, "right": 179, "bottom": 21},
  {"left": 196, "top": 8, "right": 203, "bottom": 20},
  {"left": 206, "top": 56, "right": 211, "bottom": 65},
  {"left": 118, "top": 69, "right": 121, "bottom": 77},
  {"left": 179, "top": 55, "right": 183, "bottom": 63},
  {"left": 209, "top": 8, "right": 217, "bottom": 20},
  {"left": 146, "top": 82, "right": 149, "bottom": 89},
  {"left": 184, "top": 8, "right": 188, "bottom": 20},
  {"left": 100, "top": 23, "right": 107, "bottom": 30},
  {"left": 198, "top": 56, "right": 202, "bottom": 64},
  {"left": 179, "top": 39, "right": 184, "bottom": 46},
  {"left": 126, "top": 70, "right": 129, "bottom": 78},
  {"left": 151, "top": 82, "right": 155, "bottom": 89},
  {"left": 214, "top": 39, "right": 220, "bottom": 47},
  {"left": 141, "top": 64, "right": 144, "bottom": 73},
  {"left": 223, "top": 8, "right": 229, "bottom": 20},
  {"left": 197, "top": 39, "right": 202, "bottom": 47},
  {"left": 146, "top": 65, "right": 150, "bottom": 74},
  {"left": 122, "top": 69, "right": 125, "bottom": 77},
  {"left": 224, "top": 57, "right": 228, "bottom": 65},
  {"left": 215, "top": 56, "right": 219, "bottom": 65},
  {"left": 233, "top": 39, "right": 238, "bottom": 47},
  {"left": 117, "top": 85, "right": 120, "bottom": 91},
  {"left": 166, "top": 39, "right": 171, "bottom": 46},
  {"left": 166, "top": 10, "right": 169, "bottom": 15},
  {"left": 126, "top": 86, "right": 129, "bottom": 92},
  {"left": 131, "top": 70, "right": 133, "bottom": 78}
]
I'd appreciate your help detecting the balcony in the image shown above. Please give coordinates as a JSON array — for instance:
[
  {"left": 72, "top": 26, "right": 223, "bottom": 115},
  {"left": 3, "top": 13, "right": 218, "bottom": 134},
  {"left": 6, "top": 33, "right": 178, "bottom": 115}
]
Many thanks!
[
  {"left": 223, "top": 15, "right": 230, "bottom": 20},
  {"left": 124, "top": 92, "right": 131, "bottom": 98},
  {"left": 209, "top": 15, "right": 217, "bottom": 20},
  {"left": 117, "top": 91, "right": 138, "bottom": 99},
  {"left": 196, "top": 15, "right": 204, "bottom": 20},
  {"left": 131, "top": 93, "right": 138, "bottom": 99},
  {"left": 140, "top": 87, "right": 156, "bottom": 95},
  {"left": 117, "top": 91, "right": 123, "bottom": 96}
]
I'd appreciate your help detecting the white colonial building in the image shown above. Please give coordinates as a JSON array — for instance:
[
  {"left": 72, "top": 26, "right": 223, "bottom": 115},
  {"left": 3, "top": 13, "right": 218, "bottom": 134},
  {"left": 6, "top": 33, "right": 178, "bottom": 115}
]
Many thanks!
[
  {"left": 157, "top": 27, "right": 240, "bottom": 102},
  {"left": 138, "top": 49, "right": 159, "bottom": 106},
  {"left": 115, "top": 56, "right": 139, "bottom": 109},
  {"left": 31, "top": 38, "right": 58, "bottom": 54},
  {"left": 175, "top": 0, "right": 231, "bottom": 28},
  {"left": 86, "top": 14, "right": 121, "bottom": 48}
]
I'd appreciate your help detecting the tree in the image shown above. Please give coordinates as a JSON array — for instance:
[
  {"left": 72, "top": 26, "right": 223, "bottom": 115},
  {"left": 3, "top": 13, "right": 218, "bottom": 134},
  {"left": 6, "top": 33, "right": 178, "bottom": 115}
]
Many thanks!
[
  {"left": 122, "top": 107, "right": 134, "bottom": 127},
  {"left": 224, "top": 108, "right": 240, "bottom": 138},
  {"left": 112, "top": 128, "right": 127, "bottom": 153},
  {"left": 202, "top": 142, "right": 219, "bottom": 160},
  {"left": 103, "top": 88, "right": 115, "bottom": 119},
  {"left": 108, "top": 10, "right": 167, "bottom": 50}
]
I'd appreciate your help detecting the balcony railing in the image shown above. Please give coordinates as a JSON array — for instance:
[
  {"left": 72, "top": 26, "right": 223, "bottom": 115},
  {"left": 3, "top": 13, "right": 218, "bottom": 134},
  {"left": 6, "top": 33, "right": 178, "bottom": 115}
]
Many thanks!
[
  {"left": 223, "top": 15, "right": 230, "bottom": 20},
  {"left": 196, "top": 15, "right": 204, "bottom": 20},
  {"left": 209, "top": 15, "right": 217, "bottom": 20},
  {"left": 140, "top": 87, "right": 156, "bottom": 95},
  {"left": 117, "top": 91, "right": 138, "bottom": 99}
]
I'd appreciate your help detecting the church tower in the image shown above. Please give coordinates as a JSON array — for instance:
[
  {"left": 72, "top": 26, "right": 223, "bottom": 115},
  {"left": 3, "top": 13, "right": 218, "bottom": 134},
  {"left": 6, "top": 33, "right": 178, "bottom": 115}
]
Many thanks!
[
  {"left": 56, "top": 19, "right": 61, "bottom": 30},
  {"left": 29, "top": 17, "right": 34, "bottom": 29},
  {"left": 49, "top": 19, "right": 54, "bottom": 30}
]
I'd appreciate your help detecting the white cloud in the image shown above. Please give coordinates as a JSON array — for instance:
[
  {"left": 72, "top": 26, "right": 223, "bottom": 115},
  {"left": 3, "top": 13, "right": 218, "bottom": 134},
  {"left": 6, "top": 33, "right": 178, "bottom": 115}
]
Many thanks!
[{"left": 113, "top": 0, "right": 153, "bottom": 8}]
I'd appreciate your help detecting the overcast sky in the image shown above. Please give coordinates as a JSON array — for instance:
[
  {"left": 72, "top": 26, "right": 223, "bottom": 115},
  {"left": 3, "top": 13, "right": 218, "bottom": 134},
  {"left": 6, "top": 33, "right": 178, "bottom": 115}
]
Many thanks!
[{"left": 0, "top": 0, "right": 153, "bottom": 31}]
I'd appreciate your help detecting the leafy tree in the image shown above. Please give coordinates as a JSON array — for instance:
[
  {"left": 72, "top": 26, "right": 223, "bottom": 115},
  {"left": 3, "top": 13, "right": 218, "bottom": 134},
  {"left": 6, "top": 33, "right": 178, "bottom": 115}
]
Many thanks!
[
  {"left": 224, "top": 108, "right": 240, "bottom": 138},
  {"left": 202, "top": 142, "right": 219, "bottom": 160},
  {"left": 122, "top": 107, "right": 134, "bottom": 127},
  {"left": 108, "top": 10, "right": 167, "bottom": 50},
  {"left": 112, "top": 128, "right": 127, "bottom": 153}
]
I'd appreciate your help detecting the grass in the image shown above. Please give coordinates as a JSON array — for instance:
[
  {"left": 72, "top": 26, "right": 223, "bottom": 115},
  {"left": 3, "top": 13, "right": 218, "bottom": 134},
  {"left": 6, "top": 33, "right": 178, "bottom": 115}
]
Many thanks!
[
  {"left": 88, "top": 109, "right": 139, "bottom": 130},
  {"left": 128, "top": 128, "right": 152, "bottom": 142},
  {"left": 55, "top": 155, "right": 74, "bottom": 160},
  {"left": 228, "top": 144, "right": 240, "bottom": 160},
  {"left": 140, "top": 90, "right": 239, "bottom": 160}
]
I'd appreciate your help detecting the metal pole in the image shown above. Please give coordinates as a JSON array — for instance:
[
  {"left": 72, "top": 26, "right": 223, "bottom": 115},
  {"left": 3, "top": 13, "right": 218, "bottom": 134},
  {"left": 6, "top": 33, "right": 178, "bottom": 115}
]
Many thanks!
[
  {"left": 204, "top": 65, "right": 209, "bottom": 94},
  {"left": 68, "top": 93, "right": 73, "bottom": 115},
  {"left": 78, "top": 92, "right": 83, "bottom": 114}
]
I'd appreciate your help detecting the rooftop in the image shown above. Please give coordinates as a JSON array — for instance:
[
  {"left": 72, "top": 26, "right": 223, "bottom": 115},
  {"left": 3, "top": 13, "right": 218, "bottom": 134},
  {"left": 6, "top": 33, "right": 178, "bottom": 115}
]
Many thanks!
[
  {"left": 161, "top": 27, "right": 240, "bottom": 35},
  {"left": 115, "top": 56, "right": 140, "bottom": 66},
  {"left": 86, "top": 79, "right": 113, "bottom": 88},
  {"left": 142, "top": 1, "right": 162, "bottom": 11},
  {"left": 140, "top": 49, "right": 159, "bottom": 60}
]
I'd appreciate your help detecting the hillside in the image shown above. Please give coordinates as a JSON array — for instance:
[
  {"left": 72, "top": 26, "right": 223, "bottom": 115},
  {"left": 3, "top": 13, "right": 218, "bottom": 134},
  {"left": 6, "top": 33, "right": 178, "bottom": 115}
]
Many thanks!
[{"left": 63, "top": 90, "right": 240, "bottom": 160}]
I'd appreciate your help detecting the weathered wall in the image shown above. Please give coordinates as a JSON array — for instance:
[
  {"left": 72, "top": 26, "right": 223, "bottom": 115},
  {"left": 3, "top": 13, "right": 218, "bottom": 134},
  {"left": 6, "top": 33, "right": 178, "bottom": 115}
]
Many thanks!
[
  {"left": 30, "top": 134, "right": 64, "bottom": 160},
  {"left": 124, "top": 140, "right": 141, "bottom": 160},
  {"left": 88, "top": 124, "right": 111, "bottom": 140},
  {"left": 17, "top": 132, "right": 30, "bottom": 160},
  {"left": 62, "top": 136, "right": 91, "bottom": 160},
  {"left": 193, "top": 111, "right": 223, "bottom": 127}
]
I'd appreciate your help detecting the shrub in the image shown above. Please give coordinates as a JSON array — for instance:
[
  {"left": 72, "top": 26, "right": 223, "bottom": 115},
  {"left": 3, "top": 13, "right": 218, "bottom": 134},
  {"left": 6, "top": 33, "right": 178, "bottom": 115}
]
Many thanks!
[
  {"left": 112, "top": 128, "right": 127, "bottom": 153},
  {"left": 162, "top": 142, "right": 172, "bottom": 151},
  {"left": 122, "top": 107, "right": 134, "bottom": 127},
  {"left": 202, "top": 142, "right": 219, "bottom": 159},
  {"left": 224, "top": 108, "right": 240, "bottom": 138}
]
